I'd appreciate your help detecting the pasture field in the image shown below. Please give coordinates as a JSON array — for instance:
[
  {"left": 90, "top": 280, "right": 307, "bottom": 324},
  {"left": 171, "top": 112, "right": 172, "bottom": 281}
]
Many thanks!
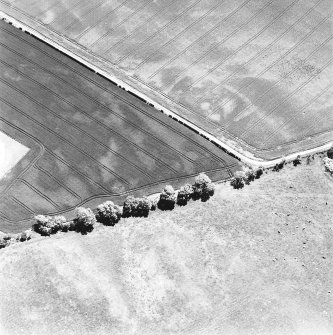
[
  {"left": 0, "top": 0, "right": 332, "bottom": 159},
  {"left": 0, "top": 20, "right": 240, "bottom": 233},
  {"left": 0, "top": 156, "right": 332, "bottom": 335}
]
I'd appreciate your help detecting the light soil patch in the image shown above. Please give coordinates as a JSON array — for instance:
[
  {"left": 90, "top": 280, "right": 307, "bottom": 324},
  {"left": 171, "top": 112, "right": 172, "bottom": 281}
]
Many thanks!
[
  {"left": 0, "top": 156, "right": 332, "bottom": 335},
  {"left": 0, "top": 131, "right": 29, "bottom": 179}
]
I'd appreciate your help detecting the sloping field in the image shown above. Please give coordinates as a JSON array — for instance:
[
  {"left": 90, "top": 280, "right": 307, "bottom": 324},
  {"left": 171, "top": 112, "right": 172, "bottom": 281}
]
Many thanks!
[
  {"left": 0, "top": 20, "right": 240, "bottom": 233},
  {"left": 0, "top": 0, "right": 332, "bottom": 160},
  {"left": 0, "top": 157, "right": 332, "bottom": 335}
]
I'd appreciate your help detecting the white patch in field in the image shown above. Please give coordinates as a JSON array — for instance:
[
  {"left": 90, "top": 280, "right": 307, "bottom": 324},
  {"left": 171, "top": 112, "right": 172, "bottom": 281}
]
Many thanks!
[
  {"left": 208, "top": 113, "right": 221, "bottom": 122},
  {"left": 222, "top": 98, "right": 235, "bottom": 118},
  {"left": 0, "top": 131, "right": 29, "bottom": 179},
  {"left": 200, "top": 102, "right": 211, "bottom": 112},
  {"left": 42, "top": 11, "right": 55, "bottom": 24}
]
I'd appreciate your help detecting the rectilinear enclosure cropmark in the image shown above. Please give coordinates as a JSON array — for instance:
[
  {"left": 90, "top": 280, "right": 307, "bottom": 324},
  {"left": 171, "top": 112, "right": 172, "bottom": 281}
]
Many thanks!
[{"left": 0, "top": 131, "right": 29, "bottom": 180}]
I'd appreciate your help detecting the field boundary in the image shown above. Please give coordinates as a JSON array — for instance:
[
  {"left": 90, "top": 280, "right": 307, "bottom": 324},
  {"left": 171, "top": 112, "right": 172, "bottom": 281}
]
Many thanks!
[{"left": 0, "top": 11, "right": 332, "bottom": 169}]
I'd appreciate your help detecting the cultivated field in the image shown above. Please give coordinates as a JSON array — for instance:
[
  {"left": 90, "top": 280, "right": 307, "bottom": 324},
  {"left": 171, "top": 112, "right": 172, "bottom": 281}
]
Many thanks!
[
  {"left": 0, "top": 156, "right": 332, "bottom": 335},
  {"left": 0, "top": 0, "right": 332, "bottom": 159},
  {"left": 0, "top": 20, "right": 240, "bottom": 233}
]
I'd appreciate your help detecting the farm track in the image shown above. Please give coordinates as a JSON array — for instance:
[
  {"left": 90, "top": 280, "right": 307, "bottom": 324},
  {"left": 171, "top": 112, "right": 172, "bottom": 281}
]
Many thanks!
[
  {"left": 0, "top": 19, "right": 239, "bottom": 229},
  {"left": 1, "top": 163, "right": 238, "bottom": 224}
]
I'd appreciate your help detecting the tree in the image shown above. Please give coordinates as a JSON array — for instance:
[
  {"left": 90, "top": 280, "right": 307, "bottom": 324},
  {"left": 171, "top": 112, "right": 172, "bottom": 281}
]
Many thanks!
[
  {"left": 244, "top": 168, "right": 255, "bottom": 183},
  {"left": 32, "top": 215, "right": 66, "bottom": 236},
  {"left": 73, "top": 207, "right": 95, "bottom": 234},
  {"left": 273, "top": 158, "right": 286, "bottom": 172},
  {"left": 230, "top": 171, "right": 245, "bottom": 189},
  {"left": 96, "top": 200, "right": 122, "bottom": 225},
  {"left": 192, "top": 173, "right": 216, "bottom": 201},
  {"left": 123, "top": 196, "right": 138, "bottom": 218},
  {"left": 158, "top": 185, "right": 176, "bottom": 210},
  {"left": 138, "top": 197, "right": 151, "bottom": 217},
  {"left": 149, "top": 196, "right": 159, "bottom": 211},
  {"left": 177, "top": 184, "right": 193, "bottom": 206},
  {"left": 201, "top": 182, "right": 216, "bottom": 202},
  {"left": 255, "top": 166, "right": 264, "bottom": 179},
  {"left": 293, "top": 155, "right": 302, "bottom": 166}
]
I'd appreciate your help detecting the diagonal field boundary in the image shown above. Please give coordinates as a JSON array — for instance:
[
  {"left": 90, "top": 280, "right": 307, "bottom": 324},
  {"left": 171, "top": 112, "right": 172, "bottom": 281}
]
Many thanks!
[{"left": 0, "top": 10, "right": 331, "bottom": 169}]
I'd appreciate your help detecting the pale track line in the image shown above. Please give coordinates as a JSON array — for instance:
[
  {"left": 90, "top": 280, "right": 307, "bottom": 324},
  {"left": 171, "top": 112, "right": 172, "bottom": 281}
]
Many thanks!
[
  {"left": 31, "top": 0, "right": 60, "bottom": 19},
  {"left": 147, "top": 0, "right": 254, "bottom": 80},
  {"left": 44, "top": 149, "right": 112, "bottom": 194},
  {"left": 187, "top": 0, "right": 302, "bottom": 89},
  {"left": 10, "top": 195, "right": 35, "bottom": 214},
  {"left": 0, "top": 93, "right": 132, "bottom": 187},
  {"left": 0, "top": 26, "right": 223, "bottom": 170},
  {"left": 204, "top": 14, "right": 332, "bottom": 122},
  {"left": 75, "top": 0, "right": 133, "bottom": 40},
  {"left": 0, "top": 59, "right": 202, "bottom": 173},
  {"left": 0, "top": 51, "right": 157, "bottom": 181},
  {"left": 88, "top": 0, "right": 155, "bottom": 49},
  {"left": 240, "top": 57, "right": 333, "bottom": 140},
  {"left": 113, "top": 0, "right": 204, "bottom": 64},
  {"left": 1, "top": 164, "right": 237, "bottom": 223},
  {"left": 0, "top": 210, "right": 9, "bottom": 221},
  {"left": 133, "top": 0, "right": 226, "bottom": 71},
  {"left": 264, "top": 82, "right": 333, "bottom": 145},
  {"left": 193, "top": 0, "right": 324, "bottom": 106},
  {"left": 15, "top": 178, "right": 61, "bottom": 210},
  {"left": 0, "top": 113, "right": 112, "bottom": 195},
  {"left": 224, "top": 34, "right": 333, "bottom": 130},
  {"left": 0, "top": 117, "right": 45, "bottom": 196},
  {"left": 104, "top": 0, "right": 179, "bottom": 53},
  {"left": 161, "top": 0, "right": 288, "bottom": 91},
  {"left": 1, "top": 8, "right": 329, "bottom": 164},
  {"left": 0, "top": 30, "right": 183, "bottom": 174},
  {"left": 62, "top": 0, "right": 106, "bottom": 31},
  {"left": 33, "top": 164, "right": 82, "bottom": 201},
  {"left": 0, "top": 21, "right": 231, "bottom": 169},
  {"left": 43, "top": 0, "right": 83, "bottom": 27}
]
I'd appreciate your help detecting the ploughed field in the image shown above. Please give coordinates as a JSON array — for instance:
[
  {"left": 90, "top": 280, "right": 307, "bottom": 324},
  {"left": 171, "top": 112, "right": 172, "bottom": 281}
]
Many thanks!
[
  {"left": 0, "top": 20, "right": 240, "bottom": 233},
  {"left": 0, "top": 0, "right": 332, "bottom": 159}
]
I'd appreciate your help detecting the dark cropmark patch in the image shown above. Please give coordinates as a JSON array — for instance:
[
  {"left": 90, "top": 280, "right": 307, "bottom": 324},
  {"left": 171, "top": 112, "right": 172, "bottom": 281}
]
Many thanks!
[{"left": 0, "top": 20, "right": 240, "bottom": 232}]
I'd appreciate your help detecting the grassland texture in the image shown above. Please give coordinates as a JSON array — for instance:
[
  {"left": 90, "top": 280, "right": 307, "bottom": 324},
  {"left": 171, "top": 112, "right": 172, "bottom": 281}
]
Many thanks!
[
  {"left": 0, "top": 20, "right": 240, "bottom": 233},
  {"left": 0, "top": 0, "right": 332, "bottom": 160},
  {"left": 0, "top": 157, "right": 332, "bottom": 335}
]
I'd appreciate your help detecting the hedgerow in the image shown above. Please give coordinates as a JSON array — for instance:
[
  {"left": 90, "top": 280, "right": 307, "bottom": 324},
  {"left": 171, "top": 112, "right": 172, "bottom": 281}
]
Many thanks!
[
  {"left": 73, "top": 207, "right": 96, "bottom": 234},
  {"left": 1, "top": 173, "right": 218, "bottom": 249},
  {"left": 192, "top": 173, "right": 215, "bottom": 201},
  {"left": 177, "top": 184, "right": 193, "bottom": 206},
  {"left": 158, "top": 185, "right": 177, "bottom": 210},
  {"left": 96, "top": 201, "right": 122, "bottom": 226}
]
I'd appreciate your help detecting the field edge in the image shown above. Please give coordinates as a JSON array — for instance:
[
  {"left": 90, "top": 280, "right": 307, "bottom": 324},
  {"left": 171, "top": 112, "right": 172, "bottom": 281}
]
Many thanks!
[{"left": 0, "top": 10, "right": 331, "bottom": 168}]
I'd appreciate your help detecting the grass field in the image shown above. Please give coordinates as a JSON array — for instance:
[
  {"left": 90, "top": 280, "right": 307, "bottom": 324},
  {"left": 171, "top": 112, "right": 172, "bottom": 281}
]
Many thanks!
[
  {"left": 0, "top": 20, "right": 240, "bottom": 233},
  {"left": 0, "top": 0, "right": 331, "bottom": 159},
  {"left": 0, "top": 156, "right": 332, "bottom": 335}
]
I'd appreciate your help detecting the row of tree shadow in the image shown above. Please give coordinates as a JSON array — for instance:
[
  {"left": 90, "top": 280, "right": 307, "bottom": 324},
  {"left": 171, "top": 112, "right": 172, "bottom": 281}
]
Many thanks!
[
  {"left": 229, "top": 155, "right": 303, "bottom": 189},
  {"left": 0, "top": 173, "right": 216, "bottom": 247}
]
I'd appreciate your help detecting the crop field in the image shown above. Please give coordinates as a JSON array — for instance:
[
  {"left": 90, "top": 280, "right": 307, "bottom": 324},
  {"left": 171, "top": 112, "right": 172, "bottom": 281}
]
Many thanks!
[
  {"left": 0, "top": 0, "right": 332, "bottom": 160},
  {"left": 0, "top": 20, "right": 240, "bottom": 233}
]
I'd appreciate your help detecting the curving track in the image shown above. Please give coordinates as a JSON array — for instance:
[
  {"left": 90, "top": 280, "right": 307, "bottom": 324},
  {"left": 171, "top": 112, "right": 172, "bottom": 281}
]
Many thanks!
[{"left": 0, "top": 20, "right": 240, "bottom": 233}]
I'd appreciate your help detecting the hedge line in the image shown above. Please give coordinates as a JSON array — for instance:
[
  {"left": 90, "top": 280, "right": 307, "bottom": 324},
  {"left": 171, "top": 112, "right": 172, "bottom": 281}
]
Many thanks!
[{"left": 0, "top": 173, "right": 216, "bottom": 249}]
